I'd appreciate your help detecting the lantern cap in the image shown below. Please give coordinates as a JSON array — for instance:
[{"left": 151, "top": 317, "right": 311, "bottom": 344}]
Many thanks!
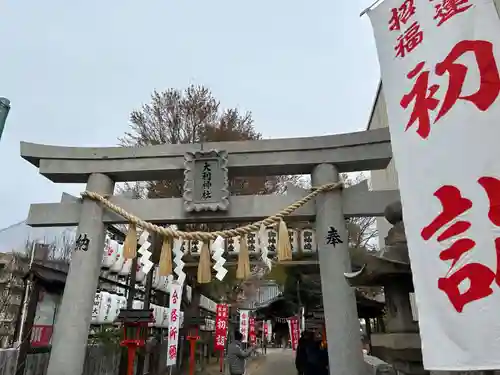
[{"left": 116, "top": 308, "right": 154, "bottom": 323}]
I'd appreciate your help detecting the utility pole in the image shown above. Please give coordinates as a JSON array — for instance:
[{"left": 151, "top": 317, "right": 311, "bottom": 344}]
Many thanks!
[{"left": 0, "top": 98, "right": 11, "bottom": 140}]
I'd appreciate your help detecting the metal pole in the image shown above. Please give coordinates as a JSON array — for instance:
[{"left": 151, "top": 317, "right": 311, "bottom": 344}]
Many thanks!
[
  {"left": 119, "top": 257, "right": 139, "bottom": 375},
  {"left": 135, "top": 270, "right": 153, "bottom": 375},
  {"left": 16, "top": 242, "right": 37, "bottom": 346},
  {"left": 45, "top": 173, "right": 114, "bottom": 375},
  {"left": 135, "top": 233, "right": 159, "bottom": 375},
  {"left": 15, "top": 281, "right": 41, "bottom": 375},
  {"left": 312, "top": 164, "right": 365, "bottom": 375},
  {"left": 0, "top": 97, "right": 10, "bottom": 140}
]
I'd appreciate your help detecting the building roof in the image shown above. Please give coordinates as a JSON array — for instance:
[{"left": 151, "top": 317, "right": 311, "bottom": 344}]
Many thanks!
[
  {"left": 366, "top": 80, "right": 382, "bottom": 131},
  {"left": 0, "top": 220, "right": 76, "bottom": 254}
]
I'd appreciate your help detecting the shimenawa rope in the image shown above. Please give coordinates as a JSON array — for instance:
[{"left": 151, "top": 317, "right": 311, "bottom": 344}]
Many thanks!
[{"left": 80, "top": 182, "right": 343, "bottom": 241}]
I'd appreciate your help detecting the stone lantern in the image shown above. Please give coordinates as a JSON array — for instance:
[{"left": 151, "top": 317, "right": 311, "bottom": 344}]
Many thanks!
[{"left": 345, "top": 201, "right": 425, "bottom": 375}]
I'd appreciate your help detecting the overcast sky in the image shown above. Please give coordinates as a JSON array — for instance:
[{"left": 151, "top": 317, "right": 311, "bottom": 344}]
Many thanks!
[{"left": 0, "top": 0, "right": 380, "bottom": 230}]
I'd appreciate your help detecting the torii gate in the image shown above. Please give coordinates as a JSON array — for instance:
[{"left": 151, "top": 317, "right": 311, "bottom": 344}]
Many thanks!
[{"left": 21, "top": 127, "right": 399, "bottom": 375}]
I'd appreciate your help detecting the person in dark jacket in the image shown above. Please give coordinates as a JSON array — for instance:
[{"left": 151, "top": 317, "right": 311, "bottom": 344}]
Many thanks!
[
  {"left": 317, "top": 344, "right": 329, "bottom": 375},
  {"left": 304, "top": 337, "right": 322, "bottom": 375},
  {"left": 295, "top": 331, "right": 311, "bottom": 375}
]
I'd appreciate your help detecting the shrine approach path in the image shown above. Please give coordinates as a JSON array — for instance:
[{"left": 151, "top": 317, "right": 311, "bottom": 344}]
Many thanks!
[{"left": 251, "top": 348, "right": 295, "bottom": 375}]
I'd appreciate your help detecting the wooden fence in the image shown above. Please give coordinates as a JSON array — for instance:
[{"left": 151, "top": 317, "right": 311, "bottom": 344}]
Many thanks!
[
  {"left": 0, "top": 337, "right": 218, "bottom": 375},
  {"left": 0, "top": 345, "right": 141, "bottom": 375}
]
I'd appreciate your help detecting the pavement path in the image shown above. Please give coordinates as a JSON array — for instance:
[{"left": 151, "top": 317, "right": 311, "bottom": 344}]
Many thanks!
[
  {"left": 250, "top": 348, "right": 295, "bottom": 375},
  {"left": 201, "top": 348, "right": 296, "bottom": 375}
]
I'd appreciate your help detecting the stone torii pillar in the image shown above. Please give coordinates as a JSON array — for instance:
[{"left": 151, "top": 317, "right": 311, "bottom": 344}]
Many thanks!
[
  {"left": 46, "top": 173, "right": 114, "bottom": 375},
  {"left": 312, "top": 164, "right": 365, "bottom": 375}
]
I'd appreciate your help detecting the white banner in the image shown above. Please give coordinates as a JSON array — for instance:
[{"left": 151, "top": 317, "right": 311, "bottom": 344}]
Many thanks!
[
  {"left": 368, "top": 0, "right": 500, "bottom": 370},
  {"left": 166, "top": 282, "right": 182, "bottom": 366},
  {"left": 287, "top": 319, "right": 291, "bottom": 343},
  {"left": 267, "top": 320, "right": 272, "bottom": 341},
  {"left": 239, "top": 310, "right": 249, "bottom": 343}
]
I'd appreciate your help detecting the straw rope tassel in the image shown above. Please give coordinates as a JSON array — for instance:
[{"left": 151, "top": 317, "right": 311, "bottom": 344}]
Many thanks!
[
  {"left": 123, "top": 223, "right": 138, "bottom": 259},
  {"left": 277, "top": 219, "right": 292, "bottom": 261},
  {"left": 197, "top": 242, "right": 212, "bottom": 284},
  {"left": 159, "top": 237, "right": 173, "bottom": 276},
  {"left": 236, "top": 235, "right": 251, "bottom": 280}
]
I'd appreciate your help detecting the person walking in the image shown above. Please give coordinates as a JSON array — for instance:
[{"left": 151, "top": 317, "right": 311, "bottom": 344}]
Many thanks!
[
  {"left": 304, "top": 331, "right": 325, "bottom": 375},
  {"left": 227, "top": 331, "right": 255, "bottom": 375},
  {"left": 295, "top": 331, "right": 311, "bottom": 375}
]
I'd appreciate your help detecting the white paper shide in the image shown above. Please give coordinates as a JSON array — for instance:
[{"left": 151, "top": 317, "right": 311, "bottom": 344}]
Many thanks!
[{"left": 368, "top": 0, "right": 500, "bottom": 370}]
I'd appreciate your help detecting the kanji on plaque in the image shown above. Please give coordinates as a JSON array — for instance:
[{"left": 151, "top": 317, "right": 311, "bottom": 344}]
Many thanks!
[
  {"left": 214, "top": 303, "right": 229, "bottom": 351},
  {"left": 422, "top": 177, "right": 500, "bottom": 313},
  {"left": 167, "top": 282, "right": 183, "bottom": 366},
  {"left": 401, "top": 40, "right": 500, "bottom": 139}
]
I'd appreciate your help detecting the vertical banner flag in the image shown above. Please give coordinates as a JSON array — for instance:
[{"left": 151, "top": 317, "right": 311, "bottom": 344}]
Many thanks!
[
  {"left": 263, "top": 321, "right": 269, "bottom": 342},
  {"left": 239, "top": 310, "right": 249, "bottom": 343},
  {"left": 249, "top": 317, "right": 256, "bottom": 346},
  {"left": 167, "top": 282, "right": 182, "bottom": 366},
  {"left": 293, "top": 318, "right": 300, "bottom": 350},
  {"left": 367, "top": 0, "right": 500, "bottom": 370},
  {"left": 266, "top": 320, "right": 272, "bottom": 341},
  {"left": 287, "top": 317, "right": 300, "bottom": 351},
  {"left": 214, "top": 304, "right": 229, "bottom": 350},
  {"left": 287, "top": 319, "right": 291, "bottom": 347}
]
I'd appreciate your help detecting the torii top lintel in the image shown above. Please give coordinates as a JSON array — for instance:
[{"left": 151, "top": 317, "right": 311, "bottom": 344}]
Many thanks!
[{"left": 20, "top": 128, "right": 392, "bottom": 183}]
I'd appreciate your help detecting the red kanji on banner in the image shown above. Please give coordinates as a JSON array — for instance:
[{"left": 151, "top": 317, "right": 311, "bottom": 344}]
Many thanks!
[
  {"left": 171, "top": 290, "right": 179, "bottom": 304},
  {"left": 389, "top": 0, "right": 417, "bottom": 31},
  {"left": 401, "top": 40, "right": 500, "bottom": 139},
  {"left": 216, "top": 334, "right": 226, "bottom": 347},
  {"left": 395, "top": 21, "right": 424, "bottom": 58},
  {"left": 429, "top": 0, "right": 473, "bottom": 26},
  {"left": 169, "top": 326, "right": 178, "bottom": 341},
  {"left": 170, "top": 308, "right": 178, "bottom": 322},
  {"left": 421, "top": 177, "right": 500, "bottom": 313},
  {"left": 168, "top": 345, "right": 177, "bottom": 360},
  {"left": 249, "top": 318, "right": 256, "bottom": 345},
  {"left": 214, "top": 304, "right": 229, "bottom": 351}
]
